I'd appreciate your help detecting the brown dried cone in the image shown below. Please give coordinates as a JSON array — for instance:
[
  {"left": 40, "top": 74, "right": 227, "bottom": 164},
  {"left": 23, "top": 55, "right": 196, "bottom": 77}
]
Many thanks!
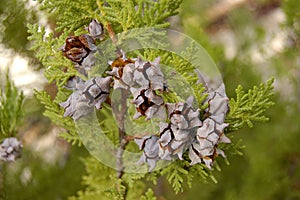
[
  {"left": 106, "top": 56, "right": 135, "bottom": 90},
  {"left": 134, "top": 135, "right": 160, "bottom": 171},
  {"left": 130, "top": 87, "right": 166, "bottom": 120},
  {"left": 62, "top": 19, "right": 104, "bottom": 73},
  {"left": 62, "top": 34, "right": 97, "bottom": 64},
  {"left": 0, "top": 137, "right": 22, "bottom": 162},
  {"left": 60, "top": 76, "right": 112, "bottom": 121}
]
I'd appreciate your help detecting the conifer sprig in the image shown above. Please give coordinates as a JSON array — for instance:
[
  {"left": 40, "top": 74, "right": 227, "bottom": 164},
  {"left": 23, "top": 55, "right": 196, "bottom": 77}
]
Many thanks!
[
  {"left": 226, "top": 78, "right": 275, "bottom": 132},
  {"left": 27, "top": 24, "right": 77, "bottom": 86},
  {"left": 38, "top": 0, "right": 99, "bottom": 33},
  {"left": 0, "top": 71, "right": 24, "bottom": 140},
  {"left": 35, "top": 90, "right": 82, "bottom": 146},
  {"left": 102, "top": 0, "right": 182, "bottom": 30}
]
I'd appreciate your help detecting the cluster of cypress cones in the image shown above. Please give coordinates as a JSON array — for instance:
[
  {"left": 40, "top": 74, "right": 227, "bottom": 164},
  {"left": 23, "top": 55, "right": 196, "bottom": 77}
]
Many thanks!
[{"left": 60, "top": 19, "right": 230, "bottom": 171}]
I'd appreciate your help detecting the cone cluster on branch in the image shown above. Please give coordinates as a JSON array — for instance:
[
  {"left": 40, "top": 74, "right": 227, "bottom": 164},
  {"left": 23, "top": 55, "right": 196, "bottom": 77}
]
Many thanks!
[
  {"left": 134, "top": 83, "right": 230, "bottom": 171},
  {"left": 60, "top": 19, "right": 231, "bottom": 171},
  {"left": 0, "top": 137, "right": 22, "bottom": 162}
]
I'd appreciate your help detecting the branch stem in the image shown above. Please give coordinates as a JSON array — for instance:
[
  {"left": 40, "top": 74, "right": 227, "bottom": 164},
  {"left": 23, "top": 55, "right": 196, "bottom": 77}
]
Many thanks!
[
  {"left": 113, "top": 89, "right": 130, "bottom": 199},
  {"left": 106, "top": 23, "right": 118, "bottom": 46},
  {"left": 116, "top": 128, "right": 128, "bottom": 178}
]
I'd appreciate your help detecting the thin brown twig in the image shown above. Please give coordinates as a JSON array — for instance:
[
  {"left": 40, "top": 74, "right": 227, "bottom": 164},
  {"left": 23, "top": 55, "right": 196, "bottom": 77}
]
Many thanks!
[
  {"left": 106, "top": 23, "right": 118, "bottom": 46},
  {"left": 97, "top": 2, "right": 128, "bottom": 197},
  {"left": 116, "top": 128, "right": 128, "bottom": 179},
  {"left": 115, "top": 89, "right": 130, "bottom": 199}
]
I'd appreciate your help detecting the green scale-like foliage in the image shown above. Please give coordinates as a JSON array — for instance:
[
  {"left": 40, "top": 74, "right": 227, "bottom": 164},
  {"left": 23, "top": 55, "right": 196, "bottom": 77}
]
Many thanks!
[
  {"left": 69, "top": 156, "right": 154, "bottom": 200},
  {"left": 36, "top": 0, "right": 182, "bottom": 34},
  {"left": 34, "top": 90, "right": 82, "bottom": 146},
  {"left": 27, "top": 24, "right": 78, "bottom": 87},
  {"left": 38, "top": 0, "right": 99, "bottom": 33},
  {"left": 0, "top": 71, "right": 24, "bottom": 140},
  {"left": 226, "top": 78, "right": 275, "bottom": 132},
  {"left": 101, "top": 0, "right": 182, "bottom": 30}
]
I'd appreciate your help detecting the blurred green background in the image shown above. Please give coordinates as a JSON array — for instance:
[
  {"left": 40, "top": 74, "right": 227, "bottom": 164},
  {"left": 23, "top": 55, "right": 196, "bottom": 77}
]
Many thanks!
[{"left": 0, "top": 0, "right": 299, "bottom": 199}]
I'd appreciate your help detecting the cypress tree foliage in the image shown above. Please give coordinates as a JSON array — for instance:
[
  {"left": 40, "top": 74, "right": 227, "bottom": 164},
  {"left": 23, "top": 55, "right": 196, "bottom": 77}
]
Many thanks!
[
  {"left": 226, "top": 78, "right": 275, "bottom": 132},
  {"left": 0, "top": 70, "right": 24, "bottom": 140},
  {"left": 0, "top": 70, "right": 24, "bottom": 199},
  {"left": 28, "top": 0, "right": 275, "bottom": 199}
]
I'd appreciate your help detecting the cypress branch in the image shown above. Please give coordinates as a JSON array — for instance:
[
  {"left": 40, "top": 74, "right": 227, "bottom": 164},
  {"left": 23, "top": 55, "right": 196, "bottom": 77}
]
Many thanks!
[
  {"left": 35, "top": 90, "right": 82, "bottom": 146},
  {"left": 0, "top": 70, "right": 24, "bottom": 139},
  {"left": 27, "top": 0, "right": 276, "bottom": 199},
  {"left": 226, "top": 78, "right": 275, "bottom": 132}
]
